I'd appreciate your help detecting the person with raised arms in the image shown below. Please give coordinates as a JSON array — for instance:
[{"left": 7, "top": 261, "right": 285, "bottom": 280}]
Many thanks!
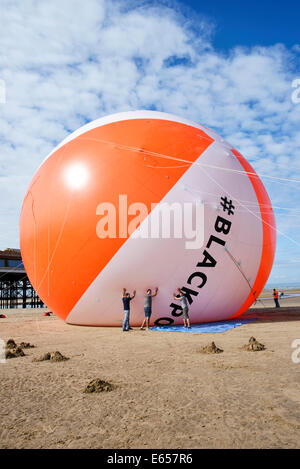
[
  {"left": 140, "top": 287, "right": 158, "bottom": 330},
  {"left": 122, "top": 288, "right": 136, "bottom": 331},
  {"left": 173, "top": 287, "right": 191, "bottom": 329}
]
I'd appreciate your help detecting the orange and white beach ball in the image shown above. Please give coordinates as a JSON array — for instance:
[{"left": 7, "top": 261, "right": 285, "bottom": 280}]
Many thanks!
[{"left": 20, "top": 111, "right": 276, "bottom": 326}]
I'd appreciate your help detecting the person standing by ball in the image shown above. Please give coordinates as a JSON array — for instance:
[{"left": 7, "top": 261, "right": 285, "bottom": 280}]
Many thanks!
[
  {"left": 140, "top": 287, "right": 158, "bottom": 330},
  {"left": 273, "top": 288, "right": 280, "bottom": 308},
  {"left": 173, "top": 288, "right": 191, "bottom": 328},
  {"left": 122, "top": 288, "right": 136, "bottom": 331}
]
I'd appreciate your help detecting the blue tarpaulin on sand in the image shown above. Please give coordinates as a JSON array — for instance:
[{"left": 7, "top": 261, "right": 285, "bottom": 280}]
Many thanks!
[{"left": 152, "top": 318, "right": 257, "bottom": 333}]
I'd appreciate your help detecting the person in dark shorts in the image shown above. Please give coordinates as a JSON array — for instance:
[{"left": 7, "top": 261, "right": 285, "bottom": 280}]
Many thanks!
[
  {"left": 122, "top": 288, "right": 136, "bottom": 331},
  {"left": 173, "top": 288, "right": 191, "bottom": 328},
  {"left": 140, "top": 287, "right": 158, "bottom": 330}
]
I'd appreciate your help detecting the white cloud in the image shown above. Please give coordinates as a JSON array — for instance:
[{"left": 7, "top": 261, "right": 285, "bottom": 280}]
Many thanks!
[{"left": 0, "top": 0, "right": 300, "bottom": 283}]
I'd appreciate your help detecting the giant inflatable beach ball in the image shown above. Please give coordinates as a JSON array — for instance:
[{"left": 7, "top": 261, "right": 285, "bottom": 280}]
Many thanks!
[{"left": 20, "top": 111, "right": 276, "bottom": 326}]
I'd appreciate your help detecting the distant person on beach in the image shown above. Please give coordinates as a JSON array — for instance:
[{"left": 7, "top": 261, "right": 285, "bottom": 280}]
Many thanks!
[
  {"left": 140, "top": 287, "right": 158, "bottom": 330},
  {"left": 122, "top": 288, "right": 136, "bottom": 331},
  {"left": 273, "top": 289, "right": 280, "bottom": 308},
  {"left": 173, "top": 288, "right": 191, "bottom": 328}
]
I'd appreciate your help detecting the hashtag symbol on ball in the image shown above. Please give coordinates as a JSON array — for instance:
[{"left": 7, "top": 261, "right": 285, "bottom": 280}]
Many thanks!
[{"left": 220, "top": 196, "right": 235, "bottom": 215}]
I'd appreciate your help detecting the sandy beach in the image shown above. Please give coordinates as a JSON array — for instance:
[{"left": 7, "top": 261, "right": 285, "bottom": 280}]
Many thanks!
[{"left": 1, "top": 291, "right": 300, "bottom": 449}]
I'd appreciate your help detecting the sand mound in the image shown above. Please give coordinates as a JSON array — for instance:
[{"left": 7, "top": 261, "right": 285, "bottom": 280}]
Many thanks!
[
  {"left": 33, "top": 351, "right": 69, "bottom": 362},
  {"left": 6, "top": 339, "right": 17, "bottom": 349},
  {"left": 50, "top": 351, "right": 69, "bottom": 362},
  {"left": 6, "top": 339, "right": 35, "bottom": 351},
  {"left": 14, "top": 346, "right": 25, "bottom": 357},
  {"left": 243, "top": 336, "right": 265, "bottom": 352},
  {"left": 19, "top": 342, "right": 35, "bottom": 349},
  {"left": 5, "top": 340, "right": 26, "bottom": 359},
  {"left": 5, "top": 346, "right": 25, "bottom": 359},
  {"left": 33, "top": 352, "right": 51, "bottom": 362},
  {"left": 198, "top": 341, "right": 223, "bottom": 354},
  {"left": 84, "top": 379, "right": 114, "bottom": 393}
]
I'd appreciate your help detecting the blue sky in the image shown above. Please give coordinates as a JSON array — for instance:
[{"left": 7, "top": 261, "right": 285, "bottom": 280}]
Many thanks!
[
  {"left": 0, "top": 0, "right": 299, "bottom": 286},
  {"left": 180, "top": 0, "right": 300, "bottom": 50}
]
